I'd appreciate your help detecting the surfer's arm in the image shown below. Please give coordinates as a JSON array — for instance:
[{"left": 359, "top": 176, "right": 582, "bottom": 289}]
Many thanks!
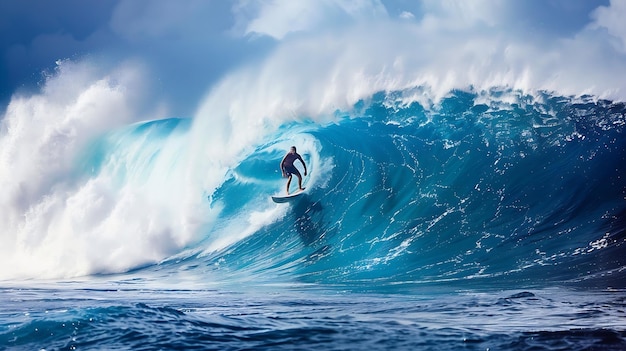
[
  {"left": 298, "top": 155, "right": 308, "bottom": 176},
  {"left": 280, "top": 154, "right": 287, "bottom": 176}
]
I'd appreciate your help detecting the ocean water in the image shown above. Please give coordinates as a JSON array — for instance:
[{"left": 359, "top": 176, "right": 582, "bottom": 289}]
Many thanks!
[
  {"left": 1, "top": 85, "right": 625, "bottom": 350},
  {"left": 1, "top": 286, "right": 625, "bottom": 351}
]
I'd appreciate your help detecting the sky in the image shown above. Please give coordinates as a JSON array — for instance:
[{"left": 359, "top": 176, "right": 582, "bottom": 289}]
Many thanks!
[{"left": 1, "top": 0, "right": 624, "bottom": 117}]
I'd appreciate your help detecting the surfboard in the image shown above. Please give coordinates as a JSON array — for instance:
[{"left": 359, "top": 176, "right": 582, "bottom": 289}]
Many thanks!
[{"left": 271, "top": 190, "right": 306, "bottom": 203}]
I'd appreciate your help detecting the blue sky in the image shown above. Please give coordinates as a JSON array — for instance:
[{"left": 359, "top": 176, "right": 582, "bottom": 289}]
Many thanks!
[{"left": 1, "top": 0, "right": 624, "bottom": 116}]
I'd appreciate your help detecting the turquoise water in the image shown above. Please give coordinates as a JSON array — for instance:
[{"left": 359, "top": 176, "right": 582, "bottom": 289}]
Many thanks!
[{"left": 181, "top": 89, "right": 625, "bottom": 290}]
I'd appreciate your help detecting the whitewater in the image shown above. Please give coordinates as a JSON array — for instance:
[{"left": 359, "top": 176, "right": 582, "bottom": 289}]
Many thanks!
[{"left": 1, "top": 2, "right": 626, "bottom": 350}]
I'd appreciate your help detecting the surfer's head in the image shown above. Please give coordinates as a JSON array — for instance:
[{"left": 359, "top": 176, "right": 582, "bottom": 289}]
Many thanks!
[{"left": 290, "top": 146, "right": 296, "bottom": 153}]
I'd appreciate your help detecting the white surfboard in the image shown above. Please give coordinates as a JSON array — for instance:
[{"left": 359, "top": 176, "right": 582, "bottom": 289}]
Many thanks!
[{"left": 271, "top": 189, "right": 306, "bottom": 203}]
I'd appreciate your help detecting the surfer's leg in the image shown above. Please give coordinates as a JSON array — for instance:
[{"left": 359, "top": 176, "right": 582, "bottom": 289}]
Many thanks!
[
  {"left": 297, "top": 174, "right": 304, "bottom": 191},
  {"left": 286, "top": 175, "right": 292, "bottom": 194},
  {"left": 290, "top": 168, "right": 303, "bottom": 191}
]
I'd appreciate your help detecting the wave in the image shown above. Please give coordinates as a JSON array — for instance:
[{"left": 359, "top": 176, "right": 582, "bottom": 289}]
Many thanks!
[
  {"left": 1, "top": 21, "right": 626, "bottom": 287},
  {"left": 168, "top": 88, "right": 625, "bottom": 289},
  {"left": 1, "top": 67, "right": 625, "bottom": 289}
]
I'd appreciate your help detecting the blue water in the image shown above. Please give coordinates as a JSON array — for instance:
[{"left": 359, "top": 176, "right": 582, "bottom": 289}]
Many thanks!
[
  {"left": 1, "top": 287, "right": 625, "bottom": 350},
  {"left": 2, "top": 88, "right": 626, "bottom": 350}
]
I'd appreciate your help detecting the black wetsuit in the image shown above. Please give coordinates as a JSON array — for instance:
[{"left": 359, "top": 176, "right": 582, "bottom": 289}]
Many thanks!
[{"left": 282, "top": 153, "right": 303, "bottom": 177}]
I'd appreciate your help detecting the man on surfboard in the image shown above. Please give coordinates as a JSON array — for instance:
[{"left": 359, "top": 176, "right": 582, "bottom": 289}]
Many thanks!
[{"left": 280, "top": 146, "right": 307, "bottom": 195}]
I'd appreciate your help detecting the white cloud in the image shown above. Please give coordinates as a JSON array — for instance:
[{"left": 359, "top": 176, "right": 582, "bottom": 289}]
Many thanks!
[
  {"left": 234, "top": 0, "right": 388, "bottom": 39},
  {"left": 109, "top": 0, "right": 215, "bottom": 41},
  {"left": 419, "top": 0, "right": 509, "bottom": 29},
  {"left": 590, "top": 0, "right": 626, "bottom": 53},
  {"left": 399, "top": 11, "right": 415, "bottom": 20}
]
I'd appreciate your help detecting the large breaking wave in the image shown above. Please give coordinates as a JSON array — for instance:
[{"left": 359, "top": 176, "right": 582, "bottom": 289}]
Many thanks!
[
  {"left": 178, "top": 89, "right": 626, "bottom": 289},
  {"left": 1, "top": 65, "right": 626, "bottom": 289},
  {"left": 1, "top": 7, "right": 625, "bottom": 288}
]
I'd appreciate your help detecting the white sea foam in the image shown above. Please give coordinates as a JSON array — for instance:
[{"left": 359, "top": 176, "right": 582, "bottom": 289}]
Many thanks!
[{"left": 0, "top": 60, "right": 192, "bottom": 279}]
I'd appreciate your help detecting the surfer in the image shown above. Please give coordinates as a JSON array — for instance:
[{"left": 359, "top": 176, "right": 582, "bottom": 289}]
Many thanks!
[{"left": 280, "top": 146, "right": 307, "bottom": 194}]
